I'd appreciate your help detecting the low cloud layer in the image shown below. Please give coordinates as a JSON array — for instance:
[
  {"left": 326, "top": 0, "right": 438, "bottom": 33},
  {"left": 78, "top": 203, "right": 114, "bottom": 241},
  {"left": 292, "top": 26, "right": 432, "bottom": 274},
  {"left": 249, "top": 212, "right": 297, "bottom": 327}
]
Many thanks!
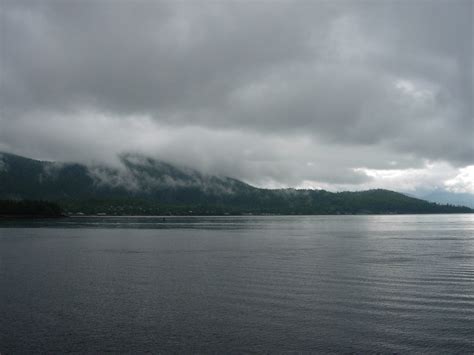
[{"left": 0, "top": 0, "right": 473, "bottom": 192}]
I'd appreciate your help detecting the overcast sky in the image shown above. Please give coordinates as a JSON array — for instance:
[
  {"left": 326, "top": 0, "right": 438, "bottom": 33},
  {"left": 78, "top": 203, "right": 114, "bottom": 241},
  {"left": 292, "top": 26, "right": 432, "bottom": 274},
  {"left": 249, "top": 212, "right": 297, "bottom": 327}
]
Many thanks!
[{"left": 0, "top": 0, "right": 473, "bottom": 193}]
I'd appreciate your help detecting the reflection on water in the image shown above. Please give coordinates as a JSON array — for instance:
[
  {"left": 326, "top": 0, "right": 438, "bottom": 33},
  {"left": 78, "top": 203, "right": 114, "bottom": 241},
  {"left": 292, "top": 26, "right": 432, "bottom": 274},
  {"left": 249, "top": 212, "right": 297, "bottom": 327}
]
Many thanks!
[{"left": 1, "top": 215, "right": 473, "bottom": 352}]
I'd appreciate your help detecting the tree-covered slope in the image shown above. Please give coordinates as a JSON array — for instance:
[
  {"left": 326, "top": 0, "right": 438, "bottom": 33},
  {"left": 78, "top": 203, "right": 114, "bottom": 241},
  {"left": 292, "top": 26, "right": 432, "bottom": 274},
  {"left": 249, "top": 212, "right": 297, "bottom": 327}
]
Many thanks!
[
  {"left": 0, "top": 200, "right": 63, "bottom": 218},
  {"left": 0, "top": 152, "right": 472, "bottom": 215}
]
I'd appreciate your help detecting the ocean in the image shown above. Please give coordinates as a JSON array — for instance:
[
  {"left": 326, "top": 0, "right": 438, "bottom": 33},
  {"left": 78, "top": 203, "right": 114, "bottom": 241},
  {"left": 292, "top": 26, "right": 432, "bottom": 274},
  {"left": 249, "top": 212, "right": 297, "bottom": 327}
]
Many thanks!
[{"left": 1, "top": 214, "right": 473, "bottom": 353}]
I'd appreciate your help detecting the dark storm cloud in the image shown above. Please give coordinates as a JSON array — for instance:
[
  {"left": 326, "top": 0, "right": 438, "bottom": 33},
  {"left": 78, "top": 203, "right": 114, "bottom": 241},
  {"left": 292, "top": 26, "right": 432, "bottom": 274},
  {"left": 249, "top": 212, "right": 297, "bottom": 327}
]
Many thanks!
[
  {"left": 0, "top": 0, "right": 472, "bottom": 188},
  {"left": 1, "top": 0, "right": 324, "bottom": 114}
]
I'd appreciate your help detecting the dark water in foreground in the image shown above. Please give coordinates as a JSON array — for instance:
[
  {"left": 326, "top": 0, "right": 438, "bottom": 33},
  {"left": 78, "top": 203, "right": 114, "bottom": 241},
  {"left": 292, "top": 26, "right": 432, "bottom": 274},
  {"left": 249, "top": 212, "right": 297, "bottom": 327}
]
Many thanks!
[{"left": 1, "top": 215, "right": 473, "bottom": 353}]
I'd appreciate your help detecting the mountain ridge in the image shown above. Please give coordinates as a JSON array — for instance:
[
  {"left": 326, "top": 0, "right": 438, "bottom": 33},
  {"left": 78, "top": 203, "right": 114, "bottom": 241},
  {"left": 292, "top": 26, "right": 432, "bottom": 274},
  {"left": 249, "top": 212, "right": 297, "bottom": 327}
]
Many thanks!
[{"left": 0, "top": 152, "right": 472, "bottom": 215}]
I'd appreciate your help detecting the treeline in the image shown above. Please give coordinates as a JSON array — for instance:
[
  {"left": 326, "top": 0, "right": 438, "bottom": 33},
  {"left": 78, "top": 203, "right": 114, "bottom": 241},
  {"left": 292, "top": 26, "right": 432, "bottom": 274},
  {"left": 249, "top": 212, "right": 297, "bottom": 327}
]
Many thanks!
[
  {"left": 0, "top": 200, "right": 64, "bottom": 217},
  {"left": 58, "top": 189, "right": 473, "bottom": 216},
  {"left": 1, "top": 194, "right": 471, "bottom": 218}
]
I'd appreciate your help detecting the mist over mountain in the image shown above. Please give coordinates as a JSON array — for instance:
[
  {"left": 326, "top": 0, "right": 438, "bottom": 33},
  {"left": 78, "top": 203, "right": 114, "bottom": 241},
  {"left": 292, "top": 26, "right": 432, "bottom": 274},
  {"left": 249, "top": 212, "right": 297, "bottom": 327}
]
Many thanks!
[
  {"left": 1, "top": 152, "right": 471, "bottom": 215},
  {"left": 0, "top": 152, "right": 251, "bottom": 199}
]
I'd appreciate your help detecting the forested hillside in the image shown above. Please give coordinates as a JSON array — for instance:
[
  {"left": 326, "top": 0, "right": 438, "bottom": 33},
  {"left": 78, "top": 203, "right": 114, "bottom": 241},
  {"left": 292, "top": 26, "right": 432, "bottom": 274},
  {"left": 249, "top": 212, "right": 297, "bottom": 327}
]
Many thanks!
[{"left": 1, "top": 152, "right": 472, "bottom": 215}]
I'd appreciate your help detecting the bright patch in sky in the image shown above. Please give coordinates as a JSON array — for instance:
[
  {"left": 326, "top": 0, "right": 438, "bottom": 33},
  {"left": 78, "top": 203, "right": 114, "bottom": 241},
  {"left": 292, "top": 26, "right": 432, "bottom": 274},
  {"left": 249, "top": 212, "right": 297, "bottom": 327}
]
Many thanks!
[{"left": 445, "top": 166, "right": 474, "bottom": 194}]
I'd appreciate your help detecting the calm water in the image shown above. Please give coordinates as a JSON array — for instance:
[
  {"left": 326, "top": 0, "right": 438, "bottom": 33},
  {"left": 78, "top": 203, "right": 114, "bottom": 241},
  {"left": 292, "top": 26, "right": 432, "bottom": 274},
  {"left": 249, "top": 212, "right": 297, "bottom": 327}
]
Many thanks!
[{"left": 1, "top": 215, "right": 473, "bottom": 353}]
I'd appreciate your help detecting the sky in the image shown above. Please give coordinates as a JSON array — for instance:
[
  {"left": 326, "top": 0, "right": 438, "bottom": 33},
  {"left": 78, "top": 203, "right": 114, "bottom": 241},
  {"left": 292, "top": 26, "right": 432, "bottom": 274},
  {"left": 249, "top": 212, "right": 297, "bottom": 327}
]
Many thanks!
[{"left": 0, "top": 0, "right": 473, "bottom": 193}]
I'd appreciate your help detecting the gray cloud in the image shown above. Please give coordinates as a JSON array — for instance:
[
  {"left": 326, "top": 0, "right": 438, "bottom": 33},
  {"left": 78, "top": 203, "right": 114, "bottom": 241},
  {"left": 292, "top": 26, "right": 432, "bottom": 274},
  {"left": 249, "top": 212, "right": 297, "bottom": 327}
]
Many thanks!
[{"left": 0, "top": 0, "right": 472, "bottom": 190}]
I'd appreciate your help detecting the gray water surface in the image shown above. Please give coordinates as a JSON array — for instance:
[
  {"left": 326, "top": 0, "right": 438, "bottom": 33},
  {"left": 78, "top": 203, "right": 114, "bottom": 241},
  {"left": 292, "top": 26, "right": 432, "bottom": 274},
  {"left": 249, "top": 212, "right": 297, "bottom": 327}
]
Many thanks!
[{"left": 1, "top": 215, "right": 473, "bottom": 353}]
